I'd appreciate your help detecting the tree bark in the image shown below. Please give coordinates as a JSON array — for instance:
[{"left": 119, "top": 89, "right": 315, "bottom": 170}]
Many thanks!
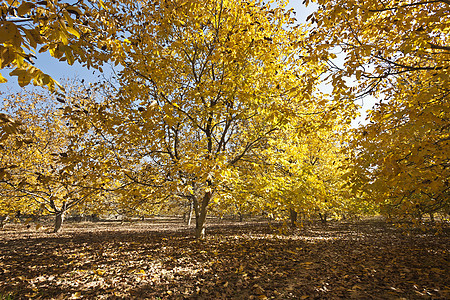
[
  {"left": 235, "top": 204, "right": 243, "bottom": 222},
  {"left": 319, "top": 212, "right": 327, "bottom": 224},
  {"left": 187, "top": 200, "right": 193, "bottom": 226},
  {"left": 54, "top": 211, "right": 65, "bottom": 233},
  {"left": 289, "top": 209, "right": 298, "bottom": 228},
  {"left": 53, "top": 202, "right": 67, "bottom": 233},
  {"left": 194, "top": 192, "right": 211, "bottom": 239},
  {"left": 195, "top": 216, "right": 206, "bottom": 239},
  {"left": 0, "top": 215, "right": 9, "bottom": 228}
]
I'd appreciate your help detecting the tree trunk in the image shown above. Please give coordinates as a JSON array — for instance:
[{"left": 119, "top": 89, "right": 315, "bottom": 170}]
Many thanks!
[
  {"left": 0, "top": 215, "right": 9, "bottom": 228},
  {"left": 319, "top": 212, "right": 327, "bottom": 224},
  {"left": 53, "top": 202, "right": 67, "bottom": 233},
  {"left": 187, "top": 200, "right": 193, "bottom": 226},
  {"left": 195, "top": 216, "right": 206, "bottom": 239},
  {"left": 54, "top": 211, "right": 65, "bottom": 233},
  {"left": 289, "top": 209, "right": 298, "bottom": 228},
  {"left": 233, "top": 204, "right": 243, "bottom": 222},
  {"left": 194, "top": 192, "right": 211, "bottom": 239}
]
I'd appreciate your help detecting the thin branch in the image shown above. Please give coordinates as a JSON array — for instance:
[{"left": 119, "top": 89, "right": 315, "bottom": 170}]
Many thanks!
[
  {"left": 368, "top": 1, "right": 446, "bottom": 12},
  {"left": 229, "top": 127, "right": 278, "bottom": 165}
]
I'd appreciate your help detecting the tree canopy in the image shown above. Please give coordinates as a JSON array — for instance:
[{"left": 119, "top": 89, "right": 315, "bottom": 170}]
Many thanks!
[
  {"left": 62, "top": 0, "right": 341, "bottom": 238},
  {"left": 0, "top": 0, "right": 111, "bottom": 90},
  {"left": 0, "top": 0, "right": 448, "bottom": 236},
  {"left": 307, "top": 0, "right": 449, "bottom": 221}
]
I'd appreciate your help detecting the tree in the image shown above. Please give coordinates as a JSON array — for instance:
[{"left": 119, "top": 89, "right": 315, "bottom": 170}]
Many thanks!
[
  {"left": 0, "top": 92, "right": 30, "bottom": 223},
  {"left": 226, "top": 116, "right": 365, "bottom": 227},
  {"left": 348, "top": 71, "right": 449, "bottom": 222},
  {"left": 306, "top": 0, "right": 450, "bottom": 221},
  {"left": 0, "top": 87, "right": 108, "bottom": 232},
  {"left": 68, "top": 0, "right": 327, "bottom": 238}
]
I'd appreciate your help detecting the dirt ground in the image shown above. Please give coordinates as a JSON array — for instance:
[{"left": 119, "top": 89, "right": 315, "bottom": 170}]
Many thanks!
[{"left": 0, "top": 217, "right": 449, "bottom": 299}]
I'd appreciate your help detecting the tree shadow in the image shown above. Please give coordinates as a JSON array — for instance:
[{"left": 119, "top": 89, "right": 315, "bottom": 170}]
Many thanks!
[{"left": 0, "top": 219, "right": 448, "bottom": 299}]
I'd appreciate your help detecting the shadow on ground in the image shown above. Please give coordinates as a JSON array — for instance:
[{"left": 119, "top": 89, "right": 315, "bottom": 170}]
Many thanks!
[{"left": 0, "top": 218, "right": 448, "bottom": 299}]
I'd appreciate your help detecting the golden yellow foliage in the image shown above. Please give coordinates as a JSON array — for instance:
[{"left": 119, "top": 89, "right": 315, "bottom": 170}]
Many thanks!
[
  {"left": 307, "top": 0, "right": 450, "bottom": 220},
  {"left": 0, "top": 0, "right": 111, "bottom": 90},
  {"left": 0, "top": 87, "right": 110, "bottom": 231},
  {"left": 66, "top": 0, "right": 327, "bottom": 237}
]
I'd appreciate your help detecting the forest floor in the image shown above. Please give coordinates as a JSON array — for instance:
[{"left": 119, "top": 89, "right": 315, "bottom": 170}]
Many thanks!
[{"left": 0, "top": 217, "right": 449, "bottom": 299}]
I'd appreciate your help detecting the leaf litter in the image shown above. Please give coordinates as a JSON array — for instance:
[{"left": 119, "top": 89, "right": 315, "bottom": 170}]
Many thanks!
[{"left": 0, "top": 218, "right": 448, "bottom": 299}]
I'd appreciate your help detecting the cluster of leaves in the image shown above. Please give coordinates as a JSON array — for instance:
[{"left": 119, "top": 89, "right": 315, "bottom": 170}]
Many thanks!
[
  {"left": 307, "top": 0, "right": 450, "bottom": 221},
  {"left": 1, "top": 0, "right": 448, "bottom": 235},
  {"left": 0, "top": 0, "right": 114, "bottom": 90},
  {"left": 0, "top": 87, "right": 113, "bottom": 231},
  {"left": 59, "top": 0, "right": 351, "bottom": 237},
  {"left": 221, "top": 118, "right": 376, "bottom": 223}
]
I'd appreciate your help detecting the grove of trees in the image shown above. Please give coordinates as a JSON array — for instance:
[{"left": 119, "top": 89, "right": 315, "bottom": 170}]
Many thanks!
[{"left": 1, "top": 0, "right": 448, "bottom": 236}]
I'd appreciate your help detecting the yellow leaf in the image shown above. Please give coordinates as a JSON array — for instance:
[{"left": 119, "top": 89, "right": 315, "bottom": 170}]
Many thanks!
[
  {"left": 95, "top": 269, "right": 106, "bottom": 276},
  {"left": 0, "top": 73, "right": 7, "bottom": 83},
  {"left": 66, "top": 6, "right": 83, "bottom": 17},
  {"left": 18, "top": 74, "right": 31, "bottom": 87},
  {"left": 0, "top": 22, "right": 19, "bottom": 43},
  {"left": 67, "top": 27, "right": 80, "bottom": 39},
  {"left": 99, "top": 0, "right": 106, "bottom": 9},
  {"left": 63, "top": 11, "right": 74, "bottom": 28},
  {"left": 174, "top": 19, "right": 186, "bottom": 26},
  {"left": 18, "top": 2, "right": 35, "bottom": 16}
]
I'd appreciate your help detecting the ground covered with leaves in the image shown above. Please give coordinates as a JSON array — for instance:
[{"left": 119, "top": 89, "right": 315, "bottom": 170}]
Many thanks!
[{"left": 0, "top": 217, "right": 449, "bottom": 299}]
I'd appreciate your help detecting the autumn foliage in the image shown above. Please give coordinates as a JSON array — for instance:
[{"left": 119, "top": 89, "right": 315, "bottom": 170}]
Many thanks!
[
  {"left": 306, "top": 0, "right": 449, "bottom": 221},
  {"left": 1, "top": 0, "right": 449, "bottom": 235},
  {"left": 0, "top": 1, "right": 449, "bottom": 299}
]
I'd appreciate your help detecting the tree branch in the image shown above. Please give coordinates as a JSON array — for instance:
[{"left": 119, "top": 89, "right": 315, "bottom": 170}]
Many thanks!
[{"left": 368, "top": 1, "right": 446, "bottom": 12}]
